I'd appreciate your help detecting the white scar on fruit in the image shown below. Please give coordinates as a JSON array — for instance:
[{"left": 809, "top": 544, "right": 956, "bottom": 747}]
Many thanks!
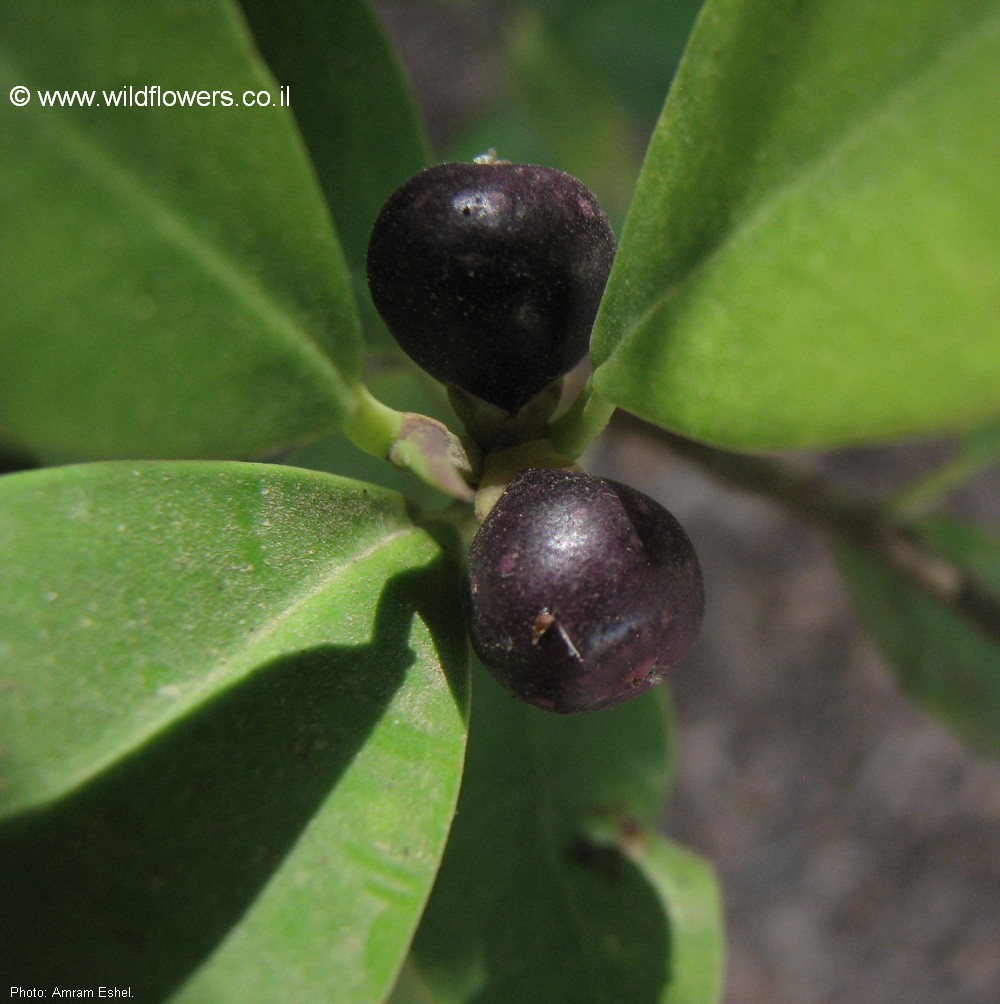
[{"left": 531, "top": 608, "right": 583, "bottom": 661}]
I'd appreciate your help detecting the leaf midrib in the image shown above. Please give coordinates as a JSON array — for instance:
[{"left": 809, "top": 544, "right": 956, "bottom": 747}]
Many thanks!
[{"left": 3, "top": 524, "right": 420, "bottom": 819}]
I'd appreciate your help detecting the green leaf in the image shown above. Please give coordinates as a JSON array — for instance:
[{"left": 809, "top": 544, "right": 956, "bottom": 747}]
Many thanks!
[
  {"left": 594, "top": 0, "right": 1000, "bottom": 448},
  {"left": 837, "top": 517, "right": 1000, "bottom": 756},
  {"left": 505, "top": 10, "right": 640, "bottom": 224},
  {"left": 386, "top": 959, "right": 438, "bottom": 1004},
  {"left": 961, "top": 420, "right": 1000, "bottom": 470},
  {"left": 0, "top": 461, "right": 467, "bottom": 814},
  {"left": 533, "top": 0, "right": 704, "bottom": 124},
  {"left": 446, "top": 7, "right": 661, "bottom": 229},
  {"left": 406, "top": 660, "right": 724, "bottom": 1002},
  {"left": 587, "top": 825, "right": 724, "bottom": 1004},
  {"left": 237, "top": 0, "right": 429, "bottom": 275},
  {"left": 236, "top": 0, "right": 430, "bottom": 355},
  {"left": 892, "top": 419, "right": 1000, "bottom": 517},
  {"left": 0, "top": 0, "right": 362, "bottom": 462},
  {"left": 0, "top": 462, "right": 468, "bottom": 1000}
]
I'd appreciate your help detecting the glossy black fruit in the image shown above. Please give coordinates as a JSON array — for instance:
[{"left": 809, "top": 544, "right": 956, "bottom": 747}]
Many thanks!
[
  {"left": 366, "top": 161, "right": 616, "bottom": 414},
  {"left": 464, "top": 467, "right": 704, "bottom": 713}
]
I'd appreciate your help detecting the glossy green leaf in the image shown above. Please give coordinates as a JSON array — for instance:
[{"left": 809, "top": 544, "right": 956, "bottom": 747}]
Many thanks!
[
  {"left": 0, "top": 461, "right": 468, "bottom": 1000},
  {"left": 238, "top": 0, "right": 429, "bottom": 275},
  {"left": 406, "top": 660, "right": 723, "bottom": 1002},
  {"left": 0, "top": 0, "right": 362, "bottom": 462},
  {"left": 837, "top": 518, "right": 1000, "bottom": 756},
  {"left": 594, "top": 0, "right": 1000, "bottom": 448}
]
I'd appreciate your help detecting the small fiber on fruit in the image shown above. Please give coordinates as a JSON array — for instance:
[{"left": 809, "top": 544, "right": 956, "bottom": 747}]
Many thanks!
[{"left": 463, "top": 467, "right": 704, "bottom": 713}]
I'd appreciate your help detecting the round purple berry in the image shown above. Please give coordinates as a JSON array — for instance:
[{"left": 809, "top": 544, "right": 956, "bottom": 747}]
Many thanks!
[
  {"left": 366, "top": 162, "right": 615, "bottom": 414},
  {"left": 464, "top": 467, "right": 704, "bottom": 713}
]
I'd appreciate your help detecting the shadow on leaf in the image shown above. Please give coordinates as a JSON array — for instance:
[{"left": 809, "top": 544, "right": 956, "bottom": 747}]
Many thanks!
[
  {"left": 0, "top": 558, "right": 466, "bottom": 1000},
  {"left": 0, "top": 444, "right": 38, "bottom": 475},
  {"left": 411, "top": 660, "right": 670, "bottom": 1002}
]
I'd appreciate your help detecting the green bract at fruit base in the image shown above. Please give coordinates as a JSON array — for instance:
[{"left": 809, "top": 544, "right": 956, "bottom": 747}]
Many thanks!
[{"left": 1, "top": 2, "right": 998, "bottom": 1003}]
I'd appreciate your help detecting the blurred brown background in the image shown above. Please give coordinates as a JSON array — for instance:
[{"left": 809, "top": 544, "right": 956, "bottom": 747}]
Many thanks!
[
  {"left": 374, "top": 4, "right": 1000, "bottom": 1001},
  {"left": 600, "top": 430, "right": 1000, "bottom": 1004}
]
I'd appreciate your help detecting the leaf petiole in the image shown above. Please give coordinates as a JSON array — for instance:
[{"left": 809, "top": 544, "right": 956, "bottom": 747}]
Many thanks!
[{"left": 343, "top": 384, "right": 476, "bottom": 502}]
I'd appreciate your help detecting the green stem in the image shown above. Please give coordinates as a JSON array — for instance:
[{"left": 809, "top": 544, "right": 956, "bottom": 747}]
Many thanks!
[
  {"left": 341, "top": 384, "right": 404, "bottom": 459},
  {"left": 547, "top": 378, "right": 617, "bottom": 459},
  {"left": 341, "top": 384, "right": 475, "bottom": 503}
]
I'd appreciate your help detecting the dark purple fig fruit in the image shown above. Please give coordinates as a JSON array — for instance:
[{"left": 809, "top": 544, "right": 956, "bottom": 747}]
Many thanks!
[
  {"left": 366, "top": 161, "right": 616, "bottom": 414},
  {"left": 464, "top": 467, "right": 704, "bottom": 713}
]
